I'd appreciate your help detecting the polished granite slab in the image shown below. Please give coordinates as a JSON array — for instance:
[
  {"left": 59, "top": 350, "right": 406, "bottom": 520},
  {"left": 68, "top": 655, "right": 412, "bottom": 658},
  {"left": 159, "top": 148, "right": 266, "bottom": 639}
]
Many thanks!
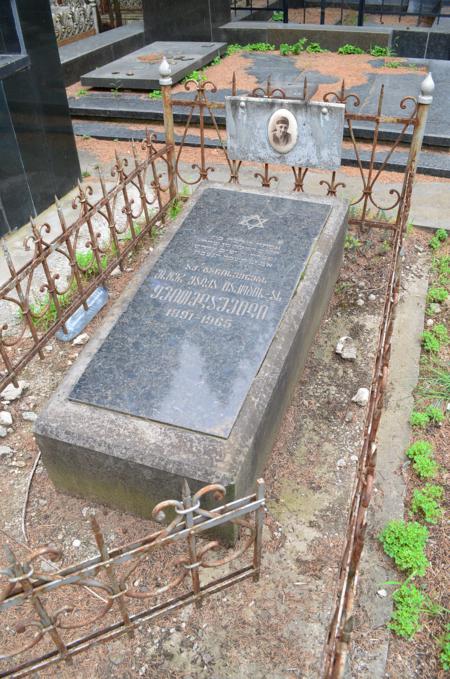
[
  {"left": 70, "top": 188, "right": 330, "bottom": 437},
  {"left": 35, "top": 184, "right": 347, "bottom": 524},
  {"left": 80, "top": 41, "right": 226, "bottom": 90}
]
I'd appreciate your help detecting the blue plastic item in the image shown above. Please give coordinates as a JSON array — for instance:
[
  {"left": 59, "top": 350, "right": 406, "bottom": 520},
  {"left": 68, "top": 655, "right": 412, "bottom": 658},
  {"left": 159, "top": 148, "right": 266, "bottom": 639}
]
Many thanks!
[{"left": 55, "top": 286, "right": 109, "bottom": 342}]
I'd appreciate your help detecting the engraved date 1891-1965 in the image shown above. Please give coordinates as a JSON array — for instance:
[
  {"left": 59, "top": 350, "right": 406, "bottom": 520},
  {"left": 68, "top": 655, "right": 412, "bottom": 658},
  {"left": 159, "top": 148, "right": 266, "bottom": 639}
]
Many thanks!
[{"left": 166, "top": 307, "right": 232, "bottom": 328}]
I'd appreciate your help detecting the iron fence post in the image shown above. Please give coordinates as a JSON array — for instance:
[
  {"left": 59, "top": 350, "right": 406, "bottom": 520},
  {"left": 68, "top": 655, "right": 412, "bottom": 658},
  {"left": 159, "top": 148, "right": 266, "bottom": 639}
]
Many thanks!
[
  {"left": 159, "top": 57, "right": 178, "bottom": 201},
  {"left": 253, "top": 479, "right": 265, "bottom": 582},
  {"left": 357, "top": 0, "right": 365, "bottom": 25},
  {"left": 182, "top": 480, "right": 202, "bottom": 607},
  {"left": 283, "top": 0, "right": 289, "bottom": 23},
  {"left": 407, "top": 72, "right": 434, "bottom": 183}
]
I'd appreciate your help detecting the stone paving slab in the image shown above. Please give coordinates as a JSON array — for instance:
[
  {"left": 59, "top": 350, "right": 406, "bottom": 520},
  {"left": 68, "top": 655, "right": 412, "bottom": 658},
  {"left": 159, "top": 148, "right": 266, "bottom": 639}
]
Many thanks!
[
  {"left": 69, "top": 55, "right": 449, "bottom": 147},
  {"left": 80, "top": 41, "right": 226, "bottom": 90},
  {"left": 72, "top": 120, "right": 450, "bottom": 178}
]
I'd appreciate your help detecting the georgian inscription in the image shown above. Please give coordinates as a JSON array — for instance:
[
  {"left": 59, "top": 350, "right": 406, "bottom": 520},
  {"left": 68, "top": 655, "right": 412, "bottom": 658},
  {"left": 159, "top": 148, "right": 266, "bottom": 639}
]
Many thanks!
[{"left": 70, "top": 188, "right": 331, "bottom": 438}]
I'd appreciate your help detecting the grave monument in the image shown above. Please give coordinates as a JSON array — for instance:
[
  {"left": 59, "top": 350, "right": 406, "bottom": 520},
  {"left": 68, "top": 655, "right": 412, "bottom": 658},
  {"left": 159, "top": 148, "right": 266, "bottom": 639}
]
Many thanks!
[{"left": 35, "top": 84, "right": 348, "bottom": 520}]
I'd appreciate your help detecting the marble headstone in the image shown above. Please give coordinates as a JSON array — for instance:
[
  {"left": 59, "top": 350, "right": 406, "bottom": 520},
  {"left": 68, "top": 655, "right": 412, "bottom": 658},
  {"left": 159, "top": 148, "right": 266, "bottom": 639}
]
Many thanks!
[{"left": 226, "top": 96, "right": 345, "bottom": 169}]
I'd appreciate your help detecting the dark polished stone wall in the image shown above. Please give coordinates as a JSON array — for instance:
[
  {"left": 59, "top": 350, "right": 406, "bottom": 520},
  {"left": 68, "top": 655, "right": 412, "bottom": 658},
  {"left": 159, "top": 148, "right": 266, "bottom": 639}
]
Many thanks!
[
  {"left": 144, "top": 0, "right": 231, "bottom": 42},
  {"left": 0, "top": 0, "right": 80, "bottom": 235}
]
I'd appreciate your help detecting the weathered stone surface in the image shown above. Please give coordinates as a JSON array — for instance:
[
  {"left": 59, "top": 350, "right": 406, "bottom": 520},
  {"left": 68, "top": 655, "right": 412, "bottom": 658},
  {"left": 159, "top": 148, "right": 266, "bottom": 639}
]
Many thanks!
[
  {"left": 70, "top": 188, "right": 331, "bottom": 437},
  {"left": 80, "top": 41, "right": 226, "bottom": 90},
  {"left": 35, "top": 184, "right": 347, "bottom": 520}
]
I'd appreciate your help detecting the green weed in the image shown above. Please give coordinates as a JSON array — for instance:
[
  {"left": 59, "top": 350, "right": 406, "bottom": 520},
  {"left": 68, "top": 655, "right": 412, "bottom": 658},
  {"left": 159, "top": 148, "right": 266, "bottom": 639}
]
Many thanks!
[
  {"left": 406, "top": 440, "right": 438, "bottom": 479},
  {"left": 148, "top": 90, "right": 162, "bottom": 99},
  {"left": 81, "top": 170, "right": 91, "bottom": 178},
  {"left": 424, "top": 404, "right": 444, "bottom": 423},
  {"left": 77, "top": 88, "right": 88, "bottom": 97},
  {"left": 226, "top": 44, "right": 244, "bottom": 56},
  {"left": 441, "top": 625, "right": 450, "bottom": 671},
  {"left": 428, "top": 286, "right": 448, "bottom": 304},
  {"left": 416, "top": 362, "right": 450, "bottom": 403},
  {"left": 410, "top": 411, "right": 430, "bottom": 427},
  {"left": 431, "top": 323, "right": 448, "bottom": 344},
  {"left": 272, "top": 10, "right": 284, "bottom": 21},
  {"left": 385, "top": 60, "right": 404, "bottom": 68},
  {"left": 26, "top": 284, "right": 76, "bottom": 331},
  {"left": 370, "top": 45, "right": 395, "bottom": 57},
  {"left": 280, "top": 38, "right": 308, "bottom": 56},
  {"left": 227, "top": 42, "right": 275, "bottom": 56},
  {"left": 211, "top": 55, "right": 222, "bottom": 65},
  {"left": 422, "top": 330, "right": 441, "bottom": 353},
  {"left": 183, "top": 69, "right": 206, "bottom": 83},
  {"left": 379, "top": 520, "right": 429, "bottom": 575},
  {"left": 432, "top": 254, "right": 450, "bottom": 285},
  {"left": 389, "top": 584, "right": 425, "bottom": 638},
  {"left": 411, "top": 484, "right": 444, "bottom": 524},
  {"left": 169, "top": 198, "right": 183, "bottom": 219},
  {"left": 306, "top": 42, "right": 327, "bottom": 53},
  {"left": 75, "top": 250, "right": 108, "bottom": 277},
  {"left": 337, "top": 44, "right": 365, "bottom": 55},
  {"left": 344, "top": 234, "right": 361, "bottom": 250},
  {"left": 429, "top": 229, "right": 447, "bottom": 250}
]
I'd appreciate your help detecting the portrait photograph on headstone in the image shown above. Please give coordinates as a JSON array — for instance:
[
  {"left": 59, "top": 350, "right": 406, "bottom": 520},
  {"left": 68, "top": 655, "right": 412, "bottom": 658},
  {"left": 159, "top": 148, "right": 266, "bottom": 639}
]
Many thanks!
[{"left": 268, "top": 109, "right": 298, "bottom": 154}]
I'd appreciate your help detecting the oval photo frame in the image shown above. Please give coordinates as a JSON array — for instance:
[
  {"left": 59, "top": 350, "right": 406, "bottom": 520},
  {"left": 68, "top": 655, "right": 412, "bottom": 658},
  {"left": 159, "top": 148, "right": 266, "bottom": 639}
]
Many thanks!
[{"left": 268, "top": 108, "right": 298, "bottom": 155}]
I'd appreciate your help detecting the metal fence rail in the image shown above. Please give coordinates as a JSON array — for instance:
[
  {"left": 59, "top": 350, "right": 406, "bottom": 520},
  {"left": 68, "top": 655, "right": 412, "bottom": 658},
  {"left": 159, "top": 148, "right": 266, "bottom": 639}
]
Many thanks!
[
  {"left": 231, "top": 0, "right": 449, "bottom": 26},
  {"left": 0, "top": 132, "right": 172, "bottom": 395},
  {"left": 0, "top": 480, "right": 266, "bottom": 678}
]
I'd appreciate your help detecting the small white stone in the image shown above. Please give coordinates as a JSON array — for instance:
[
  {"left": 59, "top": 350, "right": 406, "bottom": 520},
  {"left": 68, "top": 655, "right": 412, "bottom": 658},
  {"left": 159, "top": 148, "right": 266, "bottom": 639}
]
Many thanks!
[
  {"left": 0, "top": 445, "right": 12, "bottom": 456},
  {"left": 72, "top": 333, "right": 89, "bottom": 346},
  {"left": 350, "top": 455, "right": 359, "bottom": 462},
  {"left": 356, "top": 298, "right": 365, "bottom": 307},
  {"left": 110, "top": 266, "right": 121, "bottom": 277},
  {"left": 0, "top": 380, "right": 29, "bottom": 401},
  {"left": 22, "top": 411, "right": 37, "bottom": 422},
  {"left": 352, "top": 388, "right": 370, "bottom": 406},
  {"left": 44, "top": 345, "right": 53, "bottom": 353},
  {"left": 335, "top": 336, "right": 357, "bottom": 360},
  {"left": 72, "top": 539, "right": 81, "bottom": 548},
  {"left": 377, "top": 589, "right": 388, "bottom": 598},
  {"left": 426, "top": 319, "right": 434, "bottom": 327},
  {"left": 368, "top": 294, "right": 376, "bottom": 301},
  {"left": 0, "top": 426, "right": 7, "bottom": 438},
  {"left": 0, "top": 411, "right": 12, "bottom": 426},
  {"left": 337, "top": 458, "right": 346, "bottom": 468}
]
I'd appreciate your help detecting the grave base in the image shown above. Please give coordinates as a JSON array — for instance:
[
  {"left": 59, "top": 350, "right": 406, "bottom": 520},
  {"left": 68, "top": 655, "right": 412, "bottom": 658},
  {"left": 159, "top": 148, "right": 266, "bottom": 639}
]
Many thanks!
[{"left": 35, "top": 185, "right": 347, "bottom": 530}]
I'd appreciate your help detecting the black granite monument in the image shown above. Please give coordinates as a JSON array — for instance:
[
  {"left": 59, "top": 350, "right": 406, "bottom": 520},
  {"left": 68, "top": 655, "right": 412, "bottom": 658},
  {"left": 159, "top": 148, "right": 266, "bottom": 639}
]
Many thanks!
[
  {"left": 143, "top": 0, "right": 231, "bottom": 43},
  {"left": 0, "top": 0, "right": 80, "bottom": 235},
  {"left": 35, "top": 184, "right": 347, "bottom": 521}
]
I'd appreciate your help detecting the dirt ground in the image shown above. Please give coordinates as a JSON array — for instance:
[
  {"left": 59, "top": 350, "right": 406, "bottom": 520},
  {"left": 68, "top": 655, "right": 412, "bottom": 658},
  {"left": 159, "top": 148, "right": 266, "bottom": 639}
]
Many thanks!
[{"left": 0, "top": 156, "right": 407, "bottom": 677}]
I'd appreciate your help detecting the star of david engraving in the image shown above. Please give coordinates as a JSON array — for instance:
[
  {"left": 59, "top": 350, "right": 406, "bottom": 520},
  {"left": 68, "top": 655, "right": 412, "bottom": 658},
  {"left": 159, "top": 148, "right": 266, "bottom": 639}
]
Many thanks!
[{"left": 239, "top": 214, "right": 268, "bottom": 231}]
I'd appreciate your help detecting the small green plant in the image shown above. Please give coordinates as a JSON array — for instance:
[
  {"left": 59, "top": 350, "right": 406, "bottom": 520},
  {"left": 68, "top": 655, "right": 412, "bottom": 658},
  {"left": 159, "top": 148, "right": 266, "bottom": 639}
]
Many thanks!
[
  {"left": 279, "top": 38, "right": 308, "bottom": 56},
  {"left": 428, "top": 286, "right": 448, "bottom": 303},
  {"left": 405, "top": 440, "right": 438, "bottom": 479},
  {"left": 431, "top": 323, "right": 449, "bottom": 345},
  {"left": 411, "top": 484, "right": 444, "bottom": 524},
  {"left": 81, "top": 170, "right": 91, "bottom": 178},
  {"left": 441, "top": 625, "right": 450, "bottom": 671},
  {"left": 75, "top": 250, "right": 108, "bottom": 277},
  {"left": 306, "top": 42, "right": 327, "bottom": 53},
  {"left": 425, "top": 404, "right": 444, "bottom": 423},
  {"left": 169, "top": 198, "right": 183, "bottom": 219},
  {"left": 272, "top": 10, "right": 284, "bottom": 21},
  {"left": 211, "top": 55, "right": 222, "bottom": 65},
  {"left": 410, "top": 411, "right": 430, "bottom": 427},
  {"left": 416, "top": 362, "right": 450, "bottom": 403},
  {"left": 429, "top": 228, "right": 447, "bottom": 250},
  {"left": 385, "top": 60, "right": 404, "bottom": 69},
  {"left": 226, "top": 43, "right": 244, "bottom": 56},
  {"left": 26, "top": 284, "right": 77, "bottom": 331},
  {"left": 379, "top": 520, "right": 429, "bottom": 575},
  {"left": 183, "top": 69, "right": 206, "bottom": 83},
  {"left": 77, "top": 88, "right": 88, "bottom": 97},
  {"left": 148, "top": 89, "right": 162, "bottom": 99},
  {"left": 344, "top": 234, "right": 361, "bottom": 250},
  {"left": 244, "top": 42, "right": 275, "bottom": 52},
  {"left": 110, "top": 86, "right": 121, "bottom": 96},
  {"left": 370, "top": 45, "right": 395, "bottom": 57},
  {"left": 338, "top": 44, "right": 365, "bottom": 55},
  {"left": 433, "top": 254, "right": 450, "bottom": 285},
  {"left": 389, "top": 584, "right": 425, "bottom": 638},
  {"left": 422, "top": 330, "right": 441, "bottom": 353},
  {"left": 381, "top": 239, "right": 391, "bottom": 253}
]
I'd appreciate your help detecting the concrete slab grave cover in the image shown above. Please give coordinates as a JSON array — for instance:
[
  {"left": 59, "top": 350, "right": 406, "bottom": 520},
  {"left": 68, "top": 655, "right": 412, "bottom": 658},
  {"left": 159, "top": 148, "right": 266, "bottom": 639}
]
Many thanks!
[
  {"left": 226, "top": 96, "right": 345, "bottom": 169},
  {"left": 80, "top": 41, "right": 226, "bottom": 90},
  {"left": 35, "top": 184, "right": 347, "bottom": 520}
]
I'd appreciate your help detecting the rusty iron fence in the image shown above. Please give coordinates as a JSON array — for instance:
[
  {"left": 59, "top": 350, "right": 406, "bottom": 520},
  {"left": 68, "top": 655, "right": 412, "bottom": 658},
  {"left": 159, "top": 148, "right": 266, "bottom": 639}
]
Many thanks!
[
  {"left": 0, "top": 132, "right": 173, "bottom": 395},
  {"left": 164, "top": 69, "right": 430, "bottom": 232},
  {"left": 0, "top": 480, "right": 265, "bottom": 678}
]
